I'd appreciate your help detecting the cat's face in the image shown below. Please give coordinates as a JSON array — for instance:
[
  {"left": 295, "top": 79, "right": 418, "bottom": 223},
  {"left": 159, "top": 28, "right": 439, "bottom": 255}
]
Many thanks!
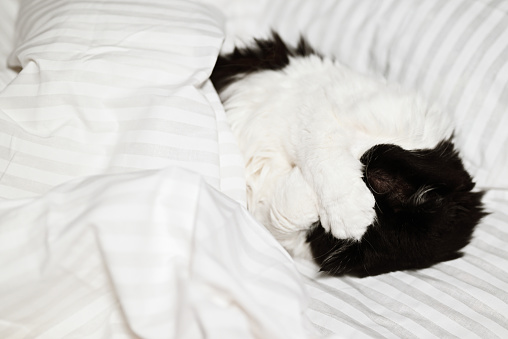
[{"left": 306, "top": 140, "right": 486, "bottom": 277}]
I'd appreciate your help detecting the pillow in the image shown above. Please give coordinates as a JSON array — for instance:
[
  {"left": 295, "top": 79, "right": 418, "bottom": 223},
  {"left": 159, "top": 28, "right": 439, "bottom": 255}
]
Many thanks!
[{"left": 0, "top": 0, "right": 245, "bottom": 202}]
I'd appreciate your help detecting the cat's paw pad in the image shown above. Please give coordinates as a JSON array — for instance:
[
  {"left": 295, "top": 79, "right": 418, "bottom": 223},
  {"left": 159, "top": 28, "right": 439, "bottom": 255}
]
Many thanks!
[{"left": 319, "top": 181, "right": 376, "bottom": 240}]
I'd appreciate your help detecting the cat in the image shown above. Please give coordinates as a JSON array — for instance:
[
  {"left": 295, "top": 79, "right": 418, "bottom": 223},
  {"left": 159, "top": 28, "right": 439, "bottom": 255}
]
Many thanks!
[{"left": 210, "top": 32, "right": 486, "bottom": 277}]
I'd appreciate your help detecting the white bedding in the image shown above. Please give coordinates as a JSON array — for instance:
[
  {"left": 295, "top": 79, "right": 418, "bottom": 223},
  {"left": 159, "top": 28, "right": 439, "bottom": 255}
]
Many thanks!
[{"left": 0, "top": 0, "right": 507, "bottom": 338}]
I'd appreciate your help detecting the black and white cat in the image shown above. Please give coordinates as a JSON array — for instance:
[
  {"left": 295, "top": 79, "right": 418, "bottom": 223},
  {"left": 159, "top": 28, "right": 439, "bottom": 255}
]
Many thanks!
[{"left": 210, "top": 33, "right": 485, "bottom": 277}]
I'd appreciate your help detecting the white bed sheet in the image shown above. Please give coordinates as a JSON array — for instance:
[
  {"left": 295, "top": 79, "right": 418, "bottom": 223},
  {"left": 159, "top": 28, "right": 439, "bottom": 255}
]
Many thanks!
[{"left": 0, "top": 0, "right": 507, "bottom": 339}]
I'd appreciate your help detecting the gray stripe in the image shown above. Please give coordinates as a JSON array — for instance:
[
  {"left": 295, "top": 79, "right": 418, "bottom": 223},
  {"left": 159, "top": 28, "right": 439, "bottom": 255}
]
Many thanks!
[
  {"left": 117, "top": 142, "right": 219, "bottom": 163},
  {"left": 311, "top": 1, "right": 355, "bottom": 54},
  {"left": 0, "top": 145, "right": 103, "bottom": 176},
  {"left": 345, "top": 1, "right": 386, "bottom": 70},
  {"left": 369, "top": 0, "right": 413, "bottom": 78},
  {"left": 0, "top": 95, "right": 218, "bottom": 119},
  {"left": 378, "top": 274, "right": 500, "bottom": 339},
  {"left": 306, "top": 276, "right": 418, "bottom": 339},
  {"left": 450, "top": 25, "right": 508, "bottom": 123},
  {"left": 417, "top": 270, "right": 508, "bottom": 332},
  {"left": 0, "top": 173, "right": 52, "bottom": 195},
  {"left": 394, "top": 1, "right": 450, "bottom": 84},
  {"left": 307, "top": 294, "right": 388, "bottom": 338},
  {"left": 474, "top": 74, "right": 508, "bottom": 160},
  {"left": 438, "top": 263, "right": 508, "bottom": 306},
  {"left": 429, "top": 0, "right": 506, "bottom": 103},
  {"left": 118, "top": 119, "right": 218, "bottom": 141},
  {"left": 414, "top": 0, "right": 474, "bottom": 89},
  {"left": 464, "top": 253, "right": 508, "bottom": 288},
  {"left": 327, "top": 1, "right": 367, "bottom": 64},
  {"left": 353, "top": 280, "right": 457, "bottom": 339},
  {"left": 0, "top": 120, "right": 113, "bottom": 155}
]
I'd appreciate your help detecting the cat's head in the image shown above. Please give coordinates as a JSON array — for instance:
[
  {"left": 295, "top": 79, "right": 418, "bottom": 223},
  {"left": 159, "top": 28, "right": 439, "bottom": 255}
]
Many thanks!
[{"left": 306, "top": 140, "right": 486, "bottom": 277}]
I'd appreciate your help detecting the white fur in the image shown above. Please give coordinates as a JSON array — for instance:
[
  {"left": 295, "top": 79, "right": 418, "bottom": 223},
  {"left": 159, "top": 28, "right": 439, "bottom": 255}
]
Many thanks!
[{"left": 218, "top": 55, "right": 454, "bottom": 256}]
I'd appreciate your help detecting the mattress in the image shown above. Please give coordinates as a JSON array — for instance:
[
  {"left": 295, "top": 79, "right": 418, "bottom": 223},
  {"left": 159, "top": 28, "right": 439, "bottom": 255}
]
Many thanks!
[{"left": 0, "top": 0, "right": 507, "bottom": 338}]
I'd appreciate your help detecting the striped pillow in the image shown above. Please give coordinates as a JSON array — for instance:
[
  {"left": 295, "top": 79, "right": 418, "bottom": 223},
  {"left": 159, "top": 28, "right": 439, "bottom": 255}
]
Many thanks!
[{"left": 0, "top": 0, "right": 245, "bottom": 202}]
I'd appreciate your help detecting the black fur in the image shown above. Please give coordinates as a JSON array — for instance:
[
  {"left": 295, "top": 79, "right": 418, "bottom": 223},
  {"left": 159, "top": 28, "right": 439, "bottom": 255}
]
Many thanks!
[
  {"left": 211, "top": 33, "right": 486, "bottom": 277},
  {"left": 307, "top": 141, "right": 486, "bottom": 277},
  {"left": 210, "top": 32, "right": 317, "bottom": 93}
]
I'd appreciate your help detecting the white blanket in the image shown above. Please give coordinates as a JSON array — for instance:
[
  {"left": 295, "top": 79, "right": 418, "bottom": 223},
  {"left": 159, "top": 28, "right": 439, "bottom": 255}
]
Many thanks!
[
  {"left": 1, "top": 0, "right": 507, "bottom": 338},
  {"left": 0, "top": 167, "right": 319, "bottom": 338}
]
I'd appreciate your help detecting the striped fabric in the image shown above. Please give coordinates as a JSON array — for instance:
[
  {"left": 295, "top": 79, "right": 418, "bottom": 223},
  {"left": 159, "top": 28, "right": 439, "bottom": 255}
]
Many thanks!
[
  {"left": 1, "top": 0, "right": 507, "bottom": 338},
  {"left": 0, "top": 0, "right": 245, "bottom": 203},
  {"left": 0, "top": 0, "right": 18, "bottom": 89},
  {"left": 0, "top": 168, "right": 317, "bottom": 339},
  {"left": 215, "top": 0, "right": 508, "bottom": 337}
]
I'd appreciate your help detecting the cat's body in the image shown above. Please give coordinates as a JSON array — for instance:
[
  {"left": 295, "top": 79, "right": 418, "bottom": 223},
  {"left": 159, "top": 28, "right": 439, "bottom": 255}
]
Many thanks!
[{"left": 211, "top": 33, "right": 485, "bottom": 276}]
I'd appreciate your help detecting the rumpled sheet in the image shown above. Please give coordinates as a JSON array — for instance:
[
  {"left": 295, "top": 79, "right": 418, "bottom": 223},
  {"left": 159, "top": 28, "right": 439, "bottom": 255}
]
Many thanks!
[
  {"left": 0, "top": 167, "right": 322, "bottom": 339},
  {"left": 0, "top": 0, "right": 327, "bottom": 338}
]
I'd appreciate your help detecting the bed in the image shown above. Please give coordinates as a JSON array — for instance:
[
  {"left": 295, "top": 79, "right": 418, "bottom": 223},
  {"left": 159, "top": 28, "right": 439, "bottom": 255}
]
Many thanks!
[{"left": 0, "top": 0, "right": 507, "bottom": 338}]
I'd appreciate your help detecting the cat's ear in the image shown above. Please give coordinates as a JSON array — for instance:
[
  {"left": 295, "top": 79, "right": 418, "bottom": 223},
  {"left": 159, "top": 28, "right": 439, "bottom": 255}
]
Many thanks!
[
  {"left": 361, "top": 144, "right": 422, "bottom": 209},
  {"left": 295, "top": 35, "right": 316, "bottom": 56},
  {"left": 364, "top": 166, "right": 417, "bottom": 208}
]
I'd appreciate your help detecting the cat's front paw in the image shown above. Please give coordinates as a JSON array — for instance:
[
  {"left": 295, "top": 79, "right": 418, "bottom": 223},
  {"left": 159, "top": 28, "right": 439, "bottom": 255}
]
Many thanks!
[{"left": 319, "top": 180, "right": 376, "bottom": 240}]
